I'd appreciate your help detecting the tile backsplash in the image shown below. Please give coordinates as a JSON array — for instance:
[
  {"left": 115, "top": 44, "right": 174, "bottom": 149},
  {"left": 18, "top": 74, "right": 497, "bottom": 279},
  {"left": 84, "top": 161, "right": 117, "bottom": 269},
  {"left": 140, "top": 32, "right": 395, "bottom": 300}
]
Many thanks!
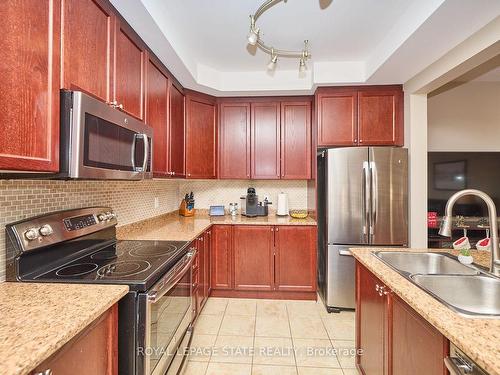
[{"left": 0, "top": 179, "right": 308, "bottom": 282}]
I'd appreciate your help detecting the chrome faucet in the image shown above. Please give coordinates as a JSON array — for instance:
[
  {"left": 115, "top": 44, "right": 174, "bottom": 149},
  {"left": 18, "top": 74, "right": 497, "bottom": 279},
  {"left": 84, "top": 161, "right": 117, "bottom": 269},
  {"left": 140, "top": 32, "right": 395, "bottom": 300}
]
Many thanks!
[{"left": 439, "top": 189, "right": 500, "bottom": 276}]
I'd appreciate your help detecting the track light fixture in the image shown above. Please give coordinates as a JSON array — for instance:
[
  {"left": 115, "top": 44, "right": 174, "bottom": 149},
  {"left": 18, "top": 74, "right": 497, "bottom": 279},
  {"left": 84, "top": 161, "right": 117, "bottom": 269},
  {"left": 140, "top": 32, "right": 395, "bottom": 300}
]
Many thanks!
[{"left": 246, "top": 0, "right": 311, "bottom": 72}]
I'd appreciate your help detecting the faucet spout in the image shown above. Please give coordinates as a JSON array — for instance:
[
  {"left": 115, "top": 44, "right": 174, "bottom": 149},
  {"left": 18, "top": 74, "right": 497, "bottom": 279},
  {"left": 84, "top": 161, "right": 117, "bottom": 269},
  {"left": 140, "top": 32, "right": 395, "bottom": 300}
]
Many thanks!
[{"left": 439, "top": 189, "right": 500, "bottom": 276}]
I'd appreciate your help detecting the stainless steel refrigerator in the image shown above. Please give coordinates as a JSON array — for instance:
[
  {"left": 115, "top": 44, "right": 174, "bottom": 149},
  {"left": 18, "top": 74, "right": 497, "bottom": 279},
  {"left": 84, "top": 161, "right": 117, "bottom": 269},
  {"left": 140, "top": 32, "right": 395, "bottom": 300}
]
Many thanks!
[{"left": 317, "top": 147, "right": 408, "bottom": 312}]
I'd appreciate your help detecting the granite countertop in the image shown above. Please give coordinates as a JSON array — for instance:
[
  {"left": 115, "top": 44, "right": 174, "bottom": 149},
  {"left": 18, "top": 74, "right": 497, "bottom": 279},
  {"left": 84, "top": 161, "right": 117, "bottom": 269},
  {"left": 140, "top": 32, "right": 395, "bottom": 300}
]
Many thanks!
[
  {"left": 0, "top": 283, "right": 129, "bottom": 375},
  {"left": 117, "top": 211, "right": 316, "bottom": 242},
  {"left": 350, "top": 247, "right": 500, "bottom": 375}
]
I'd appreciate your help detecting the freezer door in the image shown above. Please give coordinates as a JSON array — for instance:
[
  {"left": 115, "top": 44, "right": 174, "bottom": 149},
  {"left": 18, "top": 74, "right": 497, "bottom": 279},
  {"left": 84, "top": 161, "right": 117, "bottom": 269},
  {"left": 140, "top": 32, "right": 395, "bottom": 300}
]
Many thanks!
[
  {"left": 325, "top": 245, "right": 355, "bottom": 309},
  {"left": 369, "top": 147, "right": 408, "bottom": 246},
  {"left": 327, "top": 147, "right": 369, "bottom": 245}
]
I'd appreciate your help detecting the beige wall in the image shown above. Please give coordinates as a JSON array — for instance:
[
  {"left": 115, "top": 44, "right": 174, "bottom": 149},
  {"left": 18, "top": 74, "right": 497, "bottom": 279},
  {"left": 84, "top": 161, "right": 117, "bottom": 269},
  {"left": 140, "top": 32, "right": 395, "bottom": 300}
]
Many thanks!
[{"left": 428, "top": 81, "right": 500, "bottom": 151}]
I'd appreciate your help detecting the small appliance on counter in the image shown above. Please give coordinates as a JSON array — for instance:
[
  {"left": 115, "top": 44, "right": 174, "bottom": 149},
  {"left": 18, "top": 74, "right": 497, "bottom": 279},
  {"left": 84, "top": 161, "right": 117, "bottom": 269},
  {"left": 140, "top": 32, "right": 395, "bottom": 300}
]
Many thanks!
[
  {"left": 240, "top": 187, "right": 272, "bottom": 217},
  {"left": 179, "top": 192, "right": 195, "bottom": 216},
  {"left": 209, "top": 205, "right": 225, "bottom": 216},
  {"left": 277, "top": 192, "right": 289, "bottom": 216}
]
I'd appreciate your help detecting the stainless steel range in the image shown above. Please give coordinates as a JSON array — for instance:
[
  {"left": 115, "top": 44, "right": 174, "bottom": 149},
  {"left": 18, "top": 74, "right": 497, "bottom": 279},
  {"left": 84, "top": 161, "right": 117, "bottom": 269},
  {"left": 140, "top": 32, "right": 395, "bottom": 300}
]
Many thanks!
[{"left": 6, "top": 207, "right": 195, "bottom": 375}]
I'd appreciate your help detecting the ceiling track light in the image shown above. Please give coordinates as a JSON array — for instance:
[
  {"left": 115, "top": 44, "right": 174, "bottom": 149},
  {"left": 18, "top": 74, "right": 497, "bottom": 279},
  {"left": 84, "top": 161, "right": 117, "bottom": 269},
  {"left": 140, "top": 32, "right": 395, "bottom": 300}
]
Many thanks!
[{"left": 246, "top": 0, "right": 311, "bottom": 72}]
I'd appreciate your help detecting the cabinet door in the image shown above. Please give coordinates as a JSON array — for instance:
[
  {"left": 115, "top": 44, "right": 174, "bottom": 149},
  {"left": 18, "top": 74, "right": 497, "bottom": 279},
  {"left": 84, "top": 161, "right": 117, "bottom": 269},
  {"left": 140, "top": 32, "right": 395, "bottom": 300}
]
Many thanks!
[
  {"left": 32, "top": 304, "right": 118, "bottom": 374},
  {"left": 146, "top": 57, "right": 169, "bottom": 177},
  {"left": 392, "top": 296, "right": 449, "bottom": 375},
  {"left": 219, "top": 102, "right": 251, "bottom": 179},
  {"left": 169, "top": 83, "right": 185, "bottom": 177},
  {"left": 280, "top": 101, "right": 312, "bottom": 179},
  {"left": 203, "top": 229, "right": 211, "bottom": 301},
  {"left": 358, "top": 88, "right": 403, "bottom": 146},
  {"left": 275, "top": 226, "right": 316, "bottom": 292},
  {"left": 233, "top": 226, "right": 274, "bottom": 291},
  {"left": 356, "top": 262, "right": 390, "bottom": 375},
  {"left": 211, "top": 225, "right": 233, "bottom": 290},
  {"left": 114, "top": 21, "right": 145, "bottom": 120},
  {"left": 197, "top": 236, "right": 206, "bottom": 307},
  {"left": 185, "top": 93, "right": 217, "bottom": 179},
  {"left": 61, "top": 0, "right": 114, "bottom": 102},
  {"left": 251, "top": 102, "right": 280, "bottom": 179},
  {"left": 316, "top": 89, "right": 357, "bottom": 146},
  {"left": 0, "top": 0, "right": 60, "bottom": 172}
]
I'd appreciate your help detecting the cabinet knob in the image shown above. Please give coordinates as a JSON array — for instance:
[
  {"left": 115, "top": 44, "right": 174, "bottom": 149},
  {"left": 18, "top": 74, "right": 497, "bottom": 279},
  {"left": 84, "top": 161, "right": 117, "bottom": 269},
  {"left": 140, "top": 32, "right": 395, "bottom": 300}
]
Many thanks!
[
  {"left": 187, "top": 173, "right": 191, "bottom": 177},
  {"left": 276, "top": 227, "right": 279, "bottom": 232},
  {"left": 34, "top": 370, "right": 52, "bottom": 375},
  {"left": 271, "top": 228, "right": 274, "bottom": 232},
  {"left": 359, "top": 139, "right": 363, "bottom": 143},
  {"left": 354, "top": 139, "right": 357, "bottom": 143},
  {"left": 118, "top": 103, "right": 124, "bottom": 110}
]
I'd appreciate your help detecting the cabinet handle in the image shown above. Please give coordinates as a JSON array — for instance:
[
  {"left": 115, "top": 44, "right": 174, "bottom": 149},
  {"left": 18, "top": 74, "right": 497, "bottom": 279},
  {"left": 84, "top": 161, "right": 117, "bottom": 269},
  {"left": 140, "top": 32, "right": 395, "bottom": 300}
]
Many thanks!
[
  {"left": 34, "top": 370, "right": 52, "bottom": 375},
  {"left": 118, "top": 103, "right": 124, "bottom": 110}
]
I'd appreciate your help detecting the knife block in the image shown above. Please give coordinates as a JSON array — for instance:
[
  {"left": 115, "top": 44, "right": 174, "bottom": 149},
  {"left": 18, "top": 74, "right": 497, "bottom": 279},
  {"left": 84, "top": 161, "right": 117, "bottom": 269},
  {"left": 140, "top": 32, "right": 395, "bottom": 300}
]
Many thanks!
[{"left": 179, "top": 199, "right": 195, "bottom": 217}]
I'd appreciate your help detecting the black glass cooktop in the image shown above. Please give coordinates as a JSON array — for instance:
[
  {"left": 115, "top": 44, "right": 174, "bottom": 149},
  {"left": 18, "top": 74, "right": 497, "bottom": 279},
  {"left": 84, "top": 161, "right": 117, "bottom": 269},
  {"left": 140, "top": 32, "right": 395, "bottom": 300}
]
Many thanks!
[{"left": 31, "top": 240, "right": 189, "bottom": 291}]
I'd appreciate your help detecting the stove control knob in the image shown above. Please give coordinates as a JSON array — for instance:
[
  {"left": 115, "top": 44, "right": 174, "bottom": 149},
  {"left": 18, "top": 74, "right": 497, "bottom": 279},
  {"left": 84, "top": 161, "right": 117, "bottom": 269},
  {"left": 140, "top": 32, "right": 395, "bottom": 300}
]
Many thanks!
[
  {"left": 39, "top": 224, "right": 53, "bottom": 237},
  {"left": 97, "top": 213, "right": 107, "bottom": 222},
  {"left": 24, "top": 228, "right": 40, "bottom": 241}
]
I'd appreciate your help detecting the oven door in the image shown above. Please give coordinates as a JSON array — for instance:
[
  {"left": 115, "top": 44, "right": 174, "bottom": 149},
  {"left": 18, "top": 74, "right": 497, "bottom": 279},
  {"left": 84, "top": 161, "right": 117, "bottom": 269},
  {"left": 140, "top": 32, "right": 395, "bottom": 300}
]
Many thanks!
[
  {"left": 65, "top": 90, "right": 153, "bottom": 180},
  {"left": 138, "top": 249, "right": 196, "bottom": 375}
]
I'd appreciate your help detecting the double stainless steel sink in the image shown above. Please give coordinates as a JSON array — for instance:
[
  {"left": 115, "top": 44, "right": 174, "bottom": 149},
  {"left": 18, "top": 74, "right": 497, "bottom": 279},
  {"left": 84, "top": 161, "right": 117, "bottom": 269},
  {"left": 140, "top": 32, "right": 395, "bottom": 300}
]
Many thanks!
[{"left": 374, "top": 251, "right": 500, "bottom": 318}]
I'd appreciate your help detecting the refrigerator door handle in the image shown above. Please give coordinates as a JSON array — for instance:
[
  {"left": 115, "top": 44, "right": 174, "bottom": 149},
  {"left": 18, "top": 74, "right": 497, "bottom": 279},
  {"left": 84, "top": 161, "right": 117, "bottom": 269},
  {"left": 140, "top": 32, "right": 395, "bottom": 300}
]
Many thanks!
[
  {"left": 370, "top": 161, "right": 378, "bottom": 238},
  {"left": 362, "top": 161, "right": 370, "bottom": 241}
]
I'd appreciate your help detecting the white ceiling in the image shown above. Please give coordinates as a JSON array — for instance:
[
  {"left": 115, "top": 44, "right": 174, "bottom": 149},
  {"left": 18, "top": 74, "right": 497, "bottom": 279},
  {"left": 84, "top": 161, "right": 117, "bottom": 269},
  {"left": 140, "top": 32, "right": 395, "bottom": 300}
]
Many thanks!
[{"left": 111, "top": 0, "right": 500, "bottom": 95}]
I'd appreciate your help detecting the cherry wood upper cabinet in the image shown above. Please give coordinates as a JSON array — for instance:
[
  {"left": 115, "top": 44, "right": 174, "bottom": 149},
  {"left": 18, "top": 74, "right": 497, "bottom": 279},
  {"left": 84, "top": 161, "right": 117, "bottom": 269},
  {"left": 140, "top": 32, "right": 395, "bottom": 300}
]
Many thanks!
[
  {"left": 211, "top": 225, "right": 233, "bottom": 290},
  {"left": 146, "top": 57, "right": 169, "bottom": 177},
  {"left": 280, "top": 101, "right": 312, "bottom": 179},
  {"left": 392, "top": 295, "right": 449, "bottom": 375},
  {"left": 251, "top": 102, "right": 281, "bottom": 179},
  {"left": 185, "top": 91, "right": 217, "bottom": 179},
  {"left": 0, "top": 0, "right": 61, "bottom": 172},
  {"left": 316, "top": 88, "right": 358, "bottom": 146},
  {"left": 113, "top": 21, "right": 146, "bottom": 121},
  {"left": 356, "top": 262, "right": 390, "bottom": 375},
  {"left": 169, "top": 83, "right": 185, "bottom": 177},
  {"left": 233, "top": 225, "right": 274, "bottom": 291},
  {"left": 358, "top": 88, "right": 403, "bottom": 146},
  {"left": 61, "top": 0, "right": 114, "bottom": 102},
  {"left": 219, "top": 102, "right": 251, "bottom": 179},
  {"left": 275, "top": 226, "right": 316, "bottom": 292}
]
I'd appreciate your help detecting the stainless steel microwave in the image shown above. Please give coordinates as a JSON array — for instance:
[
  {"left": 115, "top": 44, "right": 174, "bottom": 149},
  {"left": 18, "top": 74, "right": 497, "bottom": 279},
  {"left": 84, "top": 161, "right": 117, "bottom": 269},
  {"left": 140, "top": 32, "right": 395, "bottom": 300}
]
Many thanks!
[{"left": 59, "top": 90, "right": 153, "bottom": 180}]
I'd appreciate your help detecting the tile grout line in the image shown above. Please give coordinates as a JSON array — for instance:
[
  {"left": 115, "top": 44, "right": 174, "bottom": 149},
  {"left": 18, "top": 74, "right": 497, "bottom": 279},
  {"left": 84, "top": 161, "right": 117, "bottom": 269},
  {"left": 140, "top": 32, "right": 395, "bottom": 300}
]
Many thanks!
[{"left": 284, "top": 302, "right": 300, "bottom": 374}]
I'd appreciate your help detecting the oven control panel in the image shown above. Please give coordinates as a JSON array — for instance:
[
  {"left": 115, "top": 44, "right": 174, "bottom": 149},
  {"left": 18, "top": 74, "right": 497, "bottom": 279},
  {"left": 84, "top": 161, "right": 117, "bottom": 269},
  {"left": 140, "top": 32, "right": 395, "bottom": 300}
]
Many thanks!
[{"left": 63, "top": 214, "right": 97, "bottom": 231}]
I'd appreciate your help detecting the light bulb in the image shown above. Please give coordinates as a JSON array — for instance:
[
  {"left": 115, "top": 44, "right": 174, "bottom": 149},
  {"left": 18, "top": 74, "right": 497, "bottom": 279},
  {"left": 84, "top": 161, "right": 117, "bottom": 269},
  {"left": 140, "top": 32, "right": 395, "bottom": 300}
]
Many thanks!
[
  {"left": 247, "top": 28, "right": 259, "bottom": 45},
  {"left": 299, "top": 58, "right": 307, "bottom": 73},
  {"left": 267, "top": 54, "right": 278, "bottom": 70}
]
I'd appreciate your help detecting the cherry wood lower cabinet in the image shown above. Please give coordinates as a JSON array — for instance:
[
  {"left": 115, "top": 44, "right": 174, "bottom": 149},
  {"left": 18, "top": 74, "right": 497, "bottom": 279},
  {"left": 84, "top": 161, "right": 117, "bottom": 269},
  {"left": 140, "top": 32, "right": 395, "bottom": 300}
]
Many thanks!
[
  {"left": 211, "top": 225, "right": 233, "bottom": 289},
  {"left": 356, "top": 262, "right": 449, "bottom": 375},
  {"left": 31, "top": 304, "right": 118, "bottom": 375}
]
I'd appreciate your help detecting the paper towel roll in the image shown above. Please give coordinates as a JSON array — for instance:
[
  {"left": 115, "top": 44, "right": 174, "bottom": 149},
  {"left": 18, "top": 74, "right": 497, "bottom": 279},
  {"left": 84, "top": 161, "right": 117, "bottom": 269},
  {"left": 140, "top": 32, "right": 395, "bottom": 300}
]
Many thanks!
[{"left": 277, "top": 192, "right": 288, "bottom": 216}]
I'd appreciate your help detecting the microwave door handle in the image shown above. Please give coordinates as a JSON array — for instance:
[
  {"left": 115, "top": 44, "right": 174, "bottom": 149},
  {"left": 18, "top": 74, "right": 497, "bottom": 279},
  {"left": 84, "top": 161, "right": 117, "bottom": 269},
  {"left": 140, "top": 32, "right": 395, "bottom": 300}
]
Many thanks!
[
  {"left": 131, "top": 135, "right": 137, "bottom": 171},
  {"left": 141, "top": 134, "right": 149, "bottom": 175}
]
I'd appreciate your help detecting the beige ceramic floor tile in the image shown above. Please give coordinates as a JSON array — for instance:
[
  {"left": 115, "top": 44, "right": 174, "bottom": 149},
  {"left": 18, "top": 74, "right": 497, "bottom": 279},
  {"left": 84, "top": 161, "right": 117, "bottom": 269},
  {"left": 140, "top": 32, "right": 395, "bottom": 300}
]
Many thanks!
[
  {"left": 252, "top": 365, "right": 298, "bottom": 375},
  {"left": 257, "top": 299, "right": 288, "bottom": 319},
  {"left": 289, "top": 316, "right": 329, "bottom": 339},
  {"left": 342, "top": 369, "right": 361, "bottom": 375},
  {"left": 182, "top": 361, "right": 208, "bottom": 375},
  {"left": 210, "top": 335, "right": 254, "bottom": 364},
  {"left": 189, "top": 334, "right": 217, "bottom": 362},
  {"left": 286, "top": 300, "right": 321, "bottom": 318},
  {"left": 201, "top": 298, "right": 228, "bottom": 315},
  {"left": 219, "top": 314, "right": 255, "bottom": 336},
  {"left": 195, "top": 314, "right": 223, "bottom": 335},
  {"left": 331, "top": 340, "right": 356, "bottom": 368},
  {"left": 225, "top": 299, "right": 257, "bottom": 316},
  {"left": 205, "top": 362, "right": 252, "bottom": 375},
  {"left": 293, "top": 338, "right": 341, "bottom": 368},
  {"left": 253, "top": 336, "right": 295, "bottom": 366},
  {"left": 255, "top": 315, "right": 291, "bottom": 338},
  {"left": 297, "top": 367, "right": 344, "bottom": 375},
  {"left": 323, "top": 319, "right": 355, "bottom": 340}
]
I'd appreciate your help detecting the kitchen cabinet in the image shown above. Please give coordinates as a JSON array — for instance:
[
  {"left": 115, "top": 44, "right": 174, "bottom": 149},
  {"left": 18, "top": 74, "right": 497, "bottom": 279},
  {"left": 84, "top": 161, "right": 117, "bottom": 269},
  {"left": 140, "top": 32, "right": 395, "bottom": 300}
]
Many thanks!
[
  {"left": 280, "top": 101, "right": 312, "bottom": 179},
  {"left": 211, "top": 225, "right": 233, "bottom": 290},
  {"left": 32, "top": 304, "right": 118, "bottom": 375},
  {"left": 114, "top": 20, "right": 146, "bottom": 121},
  {"left": 233, "top": 225, "right": 275, "bottom": 291},
  {"left": 356, "top": 262, "right": 449, "bottom": 375},
  {"left": 61, "top": 0, "right": 114, "bottom": 103},
  {"left": 203, "top": 229, "right": 212, "bottom": 300},
  {"left": 0, "top": 0, "right": 61, "bottom": 172},
  {"left": 185, "top": 91, "right": 217, "bottom": 179},
  {"left": 251, "top": 102, "right": 281, "bottom": 179},
  {"left": 316, "top": 86, "right": 403, "bottom": 147},
  {"left": 392, "top": 295, "right": 449, "bottom": 375},
  {"left": 275, "top": 226, "right": 316, "bottom": 292},
  {"left": 219, "top": 102, "right": 251, "bottom": 179},
  {"left": 169, "top": 83, "right": 186, "bottom": 177},
  {"left": 146, "top": 56, "right": 169, "bottom": 177}
]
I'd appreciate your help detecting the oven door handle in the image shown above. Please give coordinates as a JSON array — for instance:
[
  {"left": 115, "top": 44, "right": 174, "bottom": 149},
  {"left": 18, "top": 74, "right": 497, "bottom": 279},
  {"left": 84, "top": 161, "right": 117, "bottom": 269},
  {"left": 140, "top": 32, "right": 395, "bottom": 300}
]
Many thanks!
[{"left": 147, "top": 248, "right": 196, "bottom": 303}]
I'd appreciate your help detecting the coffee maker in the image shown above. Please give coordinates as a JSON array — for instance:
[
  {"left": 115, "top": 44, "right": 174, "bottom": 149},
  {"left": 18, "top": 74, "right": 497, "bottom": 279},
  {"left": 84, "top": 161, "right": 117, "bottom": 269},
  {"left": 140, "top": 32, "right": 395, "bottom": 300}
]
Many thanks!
[{"left": 240, "top": 188, "right": 271, "bottom": 217}]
